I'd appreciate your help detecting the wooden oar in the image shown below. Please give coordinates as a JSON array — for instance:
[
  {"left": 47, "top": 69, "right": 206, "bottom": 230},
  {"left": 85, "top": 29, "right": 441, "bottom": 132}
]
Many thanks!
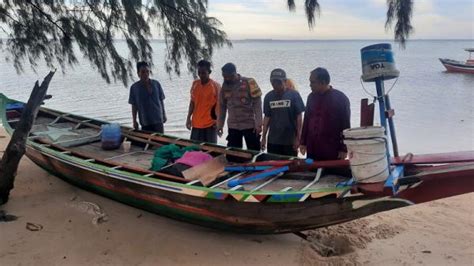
[
  {"left": 228, "top": 166, "right": 288, "bottom": 187},
  {"left": 227, "top": 159, "right": 314, "bottom": 187},
  {"left": 225, "top": 165, "right": 272, "bottom": 172},
  {"left": 231, "top": 150, "right": 474, "bottom": 171}
]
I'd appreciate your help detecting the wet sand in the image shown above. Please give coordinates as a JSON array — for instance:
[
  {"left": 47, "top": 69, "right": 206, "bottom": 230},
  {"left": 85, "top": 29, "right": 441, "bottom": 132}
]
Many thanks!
[{"left": 0, "top": 127, "right": 472, "bottom": 265}]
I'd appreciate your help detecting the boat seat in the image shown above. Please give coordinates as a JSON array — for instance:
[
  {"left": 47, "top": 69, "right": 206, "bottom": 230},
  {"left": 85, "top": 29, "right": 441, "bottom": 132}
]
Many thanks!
[{"left": 53, "top": 134, "right": 101, "bottom": 148}]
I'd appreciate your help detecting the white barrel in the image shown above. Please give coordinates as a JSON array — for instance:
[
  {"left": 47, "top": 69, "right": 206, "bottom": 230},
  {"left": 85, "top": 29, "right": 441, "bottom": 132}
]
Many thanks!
[{"left": 343, "top": 126, "right": 389, "bottom": 183}]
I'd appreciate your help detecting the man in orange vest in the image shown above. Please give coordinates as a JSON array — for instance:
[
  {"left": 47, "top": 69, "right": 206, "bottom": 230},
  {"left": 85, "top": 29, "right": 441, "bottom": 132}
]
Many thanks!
[{"left": 186, "top": 60, "right": 221, "bottom": 143}]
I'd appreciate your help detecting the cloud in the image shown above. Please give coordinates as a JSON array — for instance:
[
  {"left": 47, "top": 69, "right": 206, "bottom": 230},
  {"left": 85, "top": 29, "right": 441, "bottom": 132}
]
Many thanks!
[
  {"left": 209, "top": 2, "right": 392, "bottom": 39},
  {"left": 208, "top": 0, "right": 473, "bottom": 39},
  {"left": 414, "top": 0, "right": 435, "bottom": 14},
  {"left": 370, "top": 0, "right": 386, "bottom": 8},
  {"left": 211, "top": 3, "right": 251, "bottom": 13}
]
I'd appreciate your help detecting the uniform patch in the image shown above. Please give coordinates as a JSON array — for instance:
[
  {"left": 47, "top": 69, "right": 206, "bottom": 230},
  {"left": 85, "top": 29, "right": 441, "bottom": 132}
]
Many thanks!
[
  {"left": 224, "top": 91, "right": 232, "bottom": 99},
  {"left": 247, "top": 78, "right": 262, "bottom": 98},
  {"left": 270, "top": 100, "right": 291, "bottom": 108}
]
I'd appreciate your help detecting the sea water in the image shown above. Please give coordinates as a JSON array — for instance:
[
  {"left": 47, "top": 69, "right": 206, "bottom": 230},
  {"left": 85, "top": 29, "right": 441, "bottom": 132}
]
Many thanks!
[{"left": 1, "top": 40, "right": 473, "bottom": 154}]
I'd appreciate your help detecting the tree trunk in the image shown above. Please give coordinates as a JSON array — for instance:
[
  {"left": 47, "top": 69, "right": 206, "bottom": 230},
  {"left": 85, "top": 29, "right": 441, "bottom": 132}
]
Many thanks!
[{"left": 0, "top": 71, "right": 55, "bottom": 204}]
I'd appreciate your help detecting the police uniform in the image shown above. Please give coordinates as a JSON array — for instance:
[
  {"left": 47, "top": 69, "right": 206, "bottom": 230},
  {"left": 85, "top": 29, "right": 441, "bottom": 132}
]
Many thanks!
[{"left": 218, "top": 75, "right": 263, "bottom": 151}]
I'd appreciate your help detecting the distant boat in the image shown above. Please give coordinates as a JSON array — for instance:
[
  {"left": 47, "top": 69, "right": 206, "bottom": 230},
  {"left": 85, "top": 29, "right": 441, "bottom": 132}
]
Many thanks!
[{"left": 439, "top": 48, "right": 474, "bottom": 74}]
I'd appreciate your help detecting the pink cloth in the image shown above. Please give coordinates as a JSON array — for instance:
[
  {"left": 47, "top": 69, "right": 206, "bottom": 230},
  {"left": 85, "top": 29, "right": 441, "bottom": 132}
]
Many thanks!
[{"left": 176, "top": 151, "right": 213, "bottom": 167}]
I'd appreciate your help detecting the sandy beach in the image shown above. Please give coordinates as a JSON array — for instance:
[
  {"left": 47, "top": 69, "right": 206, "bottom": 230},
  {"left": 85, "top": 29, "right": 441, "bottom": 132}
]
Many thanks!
[{"left": 0, "top": 127, "right": 473, "bottom": 266}]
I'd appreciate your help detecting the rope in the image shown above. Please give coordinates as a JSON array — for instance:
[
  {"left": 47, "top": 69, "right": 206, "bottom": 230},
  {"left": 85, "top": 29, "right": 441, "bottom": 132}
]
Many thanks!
[
  {"left": 360, "top": 77, "right": 377, "bottom": 99},
  {"left": 345, "top": 136, "right": 386, "bottom": 142},
  {"left": 359, "top": 76, "right": 400, "bottom": 99},
  {"left": 349, "top": 154, "right": 386, "bottom": 166},
  {"left": 385, "top": 76, "right": 399, "bottom": 95},
  {"left": 347, "top": 136, "right": 389, "bottom": 182},
  {"left": 355, "top": 166, "right": 390, "bottom": 183}
]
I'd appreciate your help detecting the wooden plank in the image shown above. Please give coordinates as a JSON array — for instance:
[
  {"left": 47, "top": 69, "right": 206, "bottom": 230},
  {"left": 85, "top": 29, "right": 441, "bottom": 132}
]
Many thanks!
[
  {"left": 301, "top": 168, "right": 323, "bottom": 191},
  {"left": 40, "top": 109, "right": 101, "bottom": 129},
  {"left": 48, "top": 114, "right": 70, "bottom": 125},
  {"left": 249, "top": 173, "right": 284, "bottom": 191},
  {"left": 54, "top": 134, "right": 101, "bottom": 148},
  {"left": 229, "top": 167, "right": 288, "bottom": 187},
  {"left": 392, "top": 151, "right": 474, "bottom": 165},
  {"left": 74, "top": 120, "right": 92, "bottom": 130},
  {"left": 251, "top": 151, "right": 265, "bottom": 162},
  {"left": 40, "top": 108, "right": 255, "bottom": 160},
  {"left": 186, "top": 179, "right": 202, "bottom": 185},
  {"left": 33, "top": 139, "right": 187, "bottom": 183},
  {"left": 104, "top": 151, "right": 142, "bottom": 161},
  {"left": 360, "top": 98, "right": 374, "bottom": 127},
  {"left": 130, "top": 131, "right": 254, "bottom": 159},
  {"left": 182, "top": 155, "right": 228, "bottom": 186},
  {"left": 236, "top": 159, "right": 350, "bottom": 169},
  {"left": 229, "top": 185, "right": 244, "bottom": 191},
  {"left": 211, "top": 172, "right": 246, "bottom": 188}
]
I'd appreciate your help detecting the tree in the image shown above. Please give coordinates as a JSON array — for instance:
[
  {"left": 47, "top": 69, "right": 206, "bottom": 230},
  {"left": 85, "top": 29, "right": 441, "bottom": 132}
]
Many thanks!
[
  {"left": 0, "top": 1, "right": 414, "bottom": 87},
  {"left": 0, "top": 71, "right": 55, "bottom": 204},
  {"left": 287, "top": 0, "right": 413, "bottom": 47},
  {"left": 0, "top": 1, "right": 230, "bottom": 86}
]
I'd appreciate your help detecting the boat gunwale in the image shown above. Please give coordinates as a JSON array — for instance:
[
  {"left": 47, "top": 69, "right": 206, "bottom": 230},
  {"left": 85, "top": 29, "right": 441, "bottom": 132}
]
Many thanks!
[
  {"left": 439, "top": 58, "right": 474, "bottom": 68},
  {"left": 25, "top": 140, "right": 351, "bottom": 197},
  {"left": 0, "top": 94, "right": 351, "bottom": 200}
]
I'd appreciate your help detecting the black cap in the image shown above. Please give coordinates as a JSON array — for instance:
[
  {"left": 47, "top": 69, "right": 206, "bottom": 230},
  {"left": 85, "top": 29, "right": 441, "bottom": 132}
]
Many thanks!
[
  {"left": 221, "top": 63, "right": 237, "bottom": 75},
  {"left": 270, "top": 68, "right": 287, "bottom": 81}
]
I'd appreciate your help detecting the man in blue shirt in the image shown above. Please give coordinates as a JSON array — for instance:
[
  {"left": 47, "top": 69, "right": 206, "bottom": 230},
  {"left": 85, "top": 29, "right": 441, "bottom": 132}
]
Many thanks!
[{"left": 128, "top": 62, "right": 167, "bottom": 133}]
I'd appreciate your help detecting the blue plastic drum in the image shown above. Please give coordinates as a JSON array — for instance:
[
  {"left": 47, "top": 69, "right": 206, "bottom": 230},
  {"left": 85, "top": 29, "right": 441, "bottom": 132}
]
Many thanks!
[{"left": 101, "top": 123, "right": 122, "bottom": 150}]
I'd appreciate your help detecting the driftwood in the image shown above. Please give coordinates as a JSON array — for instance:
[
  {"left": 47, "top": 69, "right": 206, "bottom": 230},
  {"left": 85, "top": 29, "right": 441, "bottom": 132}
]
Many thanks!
[{"left": 0, "top": 71, "right": 55, "bottom": 204}]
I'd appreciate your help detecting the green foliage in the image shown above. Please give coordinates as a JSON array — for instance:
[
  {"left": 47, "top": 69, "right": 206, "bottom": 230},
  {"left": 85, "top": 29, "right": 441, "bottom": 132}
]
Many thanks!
[
  {"left": 288, "top": 0, "right": 413, "bottom": 46},
  {"left": 0, "top": 0, "right": 415, "bottom": 86},
  {"left": 386, "top": 0, "right": 413, "bottom": 47},
  {"left": 287, "top": 0, "right": 320, "bottom": 28},
  {"left": 0, "top": 0, "right": 230, "bottom": 86}
]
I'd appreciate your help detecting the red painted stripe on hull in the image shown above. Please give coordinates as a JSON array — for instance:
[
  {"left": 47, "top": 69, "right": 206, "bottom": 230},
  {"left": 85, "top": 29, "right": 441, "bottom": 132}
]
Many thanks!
[
  {"left": 392, "top": 151, "right": 474, "bottom": 165},
  {"left": 25, "top": 147, "right": 273, "bottom": 227},
  {"left": 397, "top": 167, "right": 474, "bottom": 204},
  {"left": 442, "top": 63, "right": 474, "bottom": 74}
]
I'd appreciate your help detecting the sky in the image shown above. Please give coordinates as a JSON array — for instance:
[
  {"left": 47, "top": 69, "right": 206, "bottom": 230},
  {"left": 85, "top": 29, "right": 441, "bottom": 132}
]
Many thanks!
[{"left": 207, "top": 0, "right": 474, "bottom": 40}]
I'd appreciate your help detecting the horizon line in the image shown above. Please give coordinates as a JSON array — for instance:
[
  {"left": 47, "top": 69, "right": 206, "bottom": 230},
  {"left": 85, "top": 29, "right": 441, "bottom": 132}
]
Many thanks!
[{"left": 0, "top": 38, "right": 472, "bottom": 42}]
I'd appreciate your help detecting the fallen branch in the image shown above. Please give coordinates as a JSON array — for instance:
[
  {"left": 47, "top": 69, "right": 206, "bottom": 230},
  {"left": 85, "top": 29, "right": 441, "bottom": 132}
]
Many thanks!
[{"left": 0, "top": 71, "right": 56, "bottom": 204}]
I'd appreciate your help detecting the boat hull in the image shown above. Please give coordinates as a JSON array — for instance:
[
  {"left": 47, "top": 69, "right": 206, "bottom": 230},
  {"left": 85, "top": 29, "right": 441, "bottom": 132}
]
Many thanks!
[
  {"left": 2, "top": 93, "right": 474, "bottom": 234},
  {"left": 24, "top": 144, "right": 411, "bottom": 234},
  {"left": 439, "top": 58, "right": 474, "bottom": 74}
]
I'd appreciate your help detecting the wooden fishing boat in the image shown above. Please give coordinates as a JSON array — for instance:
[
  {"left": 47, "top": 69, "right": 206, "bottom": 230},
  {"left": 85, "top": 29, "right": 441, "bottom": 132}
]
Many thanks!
[
  {"left": 439, "top": 48, "right": 474, "bottom": 74},
  {"left": 1, "top": 93, "right": 473, "bottom": 234}
]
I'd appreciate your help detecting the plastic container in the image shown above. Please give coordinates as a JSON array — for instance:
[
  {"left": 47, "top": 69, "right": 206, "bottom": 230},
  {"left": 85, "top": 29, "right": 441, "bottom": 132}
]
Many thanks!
[
  {"left": 343, "top": 126, "right": 389, "bottom": 183},
  {"left": 6, "top": 102, "right": 25, "bottom": 111},
  {"left": 122, "top": 141, "right": 131, "bottom": 153},
  {"left": 101, "top": 123, "right": 122, "bottom": 150},
  {"left": 361, "top": 43, "right": 400, "bottom": 82}
]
